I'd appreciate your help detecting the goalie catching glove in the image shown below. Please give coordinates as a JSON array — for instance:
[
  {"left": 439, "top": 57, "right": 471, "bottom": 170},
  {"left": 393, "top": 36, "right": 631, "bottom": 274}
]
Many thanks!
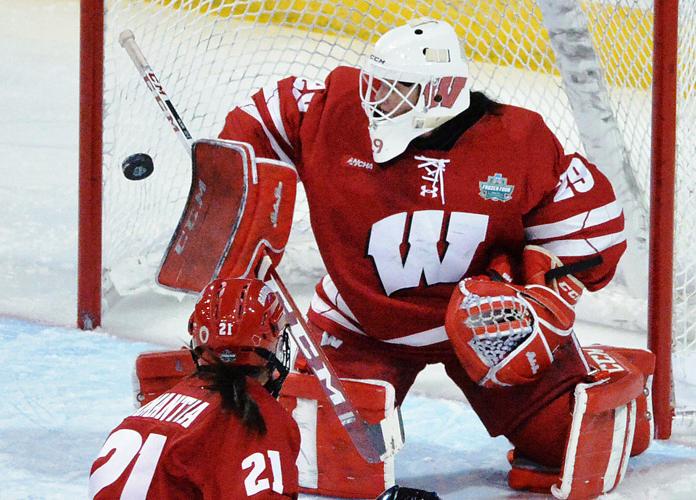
[{"left": 445, "top": 267, "right": 577, "bottom": 388}]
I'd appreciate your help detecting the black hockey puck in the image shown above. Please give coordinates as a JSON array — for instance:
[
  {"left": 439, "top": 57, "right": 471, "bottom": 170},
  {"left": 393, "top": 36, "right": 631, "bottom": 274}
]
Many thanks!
[{"left": 122, "top": 153, "right": 154, "bottom": 180}]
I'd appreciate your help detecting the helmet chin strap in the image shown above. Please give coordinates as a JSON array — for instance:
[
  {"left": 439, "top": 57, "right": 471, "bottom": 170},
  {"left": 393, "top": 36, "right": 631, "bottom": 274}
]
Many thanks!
[{"left": 260, "top": 325, "right": 292, "bottom": 397}]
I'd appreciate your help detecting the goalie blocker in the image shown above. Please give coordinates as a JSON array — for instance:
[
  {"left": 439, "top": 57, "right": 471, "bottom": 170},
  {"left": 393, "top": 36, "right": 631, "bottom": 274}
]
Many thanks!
[{"left": 158, "top": 139, "right": 297, "bottom": 293}]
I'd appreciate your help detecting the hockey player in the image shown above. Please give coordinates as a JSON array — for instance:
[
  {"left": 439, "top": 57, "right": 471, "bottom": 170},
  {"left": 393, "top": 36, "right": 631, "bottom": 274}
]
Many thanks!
[
  {"left": 88, "top": 278, "right": 300, "bottom": 499},
  {"left": 217, "top": 18, "right": 654, "bottom": 498}
]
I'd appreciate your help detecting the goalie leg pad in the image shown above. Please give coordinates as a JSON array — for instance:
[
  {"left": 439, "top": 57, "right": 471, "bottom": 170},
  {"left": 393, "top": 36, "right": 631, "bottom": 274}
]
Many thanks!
[
  {"left": 507, "top": 346, "right": 655, "bottom": 499},
  {"left": 586, "top": 345, "right": 655, "bottom": 455},
  {"left": 279, "top": 373, "right": 401, "bottom": 499},
  {"left": 552, "top": 378, "right": 640, "bottom": 499},
  {"left": 133, "top": 349, "right": 195, "bottom": 406}
]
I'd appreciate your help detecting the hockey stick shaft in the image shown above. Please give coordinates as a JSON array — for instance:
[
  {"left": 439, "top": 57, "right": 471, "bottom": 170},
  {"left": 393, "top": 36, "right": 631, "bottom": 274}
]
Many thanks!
[
  {"left": 545, "top": 255, "right": 603, "bottom": 281},
  {"left": 119, "top": 30, "right": 402, "bottom": 463},
  {"left": 119, "top": 30, "right": 194, "bottom": 155},
  {"left": 266, "top": 265, "right": 402, "bottom": 463}
]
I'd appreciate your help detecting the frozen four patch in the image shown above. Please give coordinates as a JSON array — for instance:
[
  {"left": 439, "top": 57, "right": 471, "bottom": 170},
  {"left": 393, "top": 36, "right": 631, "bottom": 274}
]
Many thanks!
[{"left": 479, "top": 173, "right": 514, "bottom": 202}]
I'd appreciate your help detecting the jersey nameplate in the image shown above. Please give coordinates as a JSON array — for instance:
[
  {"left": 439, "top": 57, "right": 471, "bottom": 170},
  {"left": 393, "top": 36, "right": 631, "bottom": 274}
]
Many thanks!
[{"left": 132, "top": 392, "right": 210, "bottom": 429}]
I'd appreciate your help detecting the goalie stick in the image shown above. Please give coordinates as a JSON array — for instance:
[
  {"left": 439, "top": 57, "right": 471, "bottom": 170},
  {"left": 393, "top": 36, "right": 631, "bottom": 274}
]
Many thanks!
[
  {"left": 263, "top": 258, "right": 404, "bottom": 461},
  {"left": 118, "top": 30, "right": 193, "bottom": 153},
  {"left": 119, "top": 30, "right": 404, "bottom": 463},
  {"left": 487, "top": 254, "right": 603, "bottom": 284}
]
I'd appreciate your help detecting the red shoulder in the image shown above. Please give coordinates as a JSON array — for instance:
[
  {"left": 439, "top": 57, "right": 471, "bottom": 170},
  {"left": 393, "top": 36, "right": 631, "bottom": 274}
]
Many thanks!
[
  {"left": 489, "top": 104, "right": 558, "bottom": 145},
  {"left": 323, "top": 66, "right": 362, "bottom": 105}
]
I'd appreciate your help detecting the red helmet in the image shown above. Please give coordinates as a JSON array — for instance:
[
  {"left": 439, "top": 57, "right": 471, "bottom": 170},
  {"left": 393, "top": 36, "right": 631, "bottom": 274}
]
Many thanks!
[{"left": 189, "top": 279, "right": 290, "bottom": 385}]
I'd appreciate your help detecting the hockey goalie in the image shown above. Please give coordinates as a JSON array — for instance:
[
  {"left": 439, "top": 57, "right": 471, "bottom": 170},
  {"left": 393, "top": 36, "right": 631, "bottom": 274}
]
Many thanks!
[
  {"left": 132, "top": 16, "right": 655, "bottom": 500},
  {"left": 210, "top": 16, "right": 654, "bottom": 499},
  {"left": 209, "top": 14, "right": 654, "bottom": 498}
]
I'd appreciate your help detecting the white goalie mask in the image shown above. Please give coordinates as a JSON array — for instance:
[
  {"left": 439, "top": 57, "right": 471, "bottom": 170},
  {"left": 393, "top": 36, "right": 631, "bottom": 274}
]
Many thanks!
[{"left": 359, "top": 18, "right": 472, "bottom": 163}]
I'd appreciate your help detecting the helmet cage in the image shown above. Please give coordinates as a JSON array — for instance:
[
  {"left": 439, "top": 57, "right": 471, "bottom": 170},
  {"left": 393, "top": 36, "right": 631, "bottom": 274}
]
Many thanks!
[
  {"left": 359, "top": 73, "right": 421, "bottom": 122},
  {"left": 358, "top": 18, "right": 472, "bottom": 162}
]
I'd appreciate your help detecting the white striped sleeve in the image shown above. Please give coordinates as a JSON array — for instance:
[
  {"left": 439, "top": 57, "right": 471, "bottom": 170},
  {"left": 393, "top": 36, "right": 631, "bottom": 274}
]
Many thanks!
[
  {"left": 539, "top": 231, "right": 626, "bottom": 257},
  {"left": 525, "top": 201, "right": 623, "bottom": 240},
  {"left": 261, "top": 84, "right": 293, "bottom": 152},
  {"left": 237, "top": 103, "right": 295, "bottom": 167}
]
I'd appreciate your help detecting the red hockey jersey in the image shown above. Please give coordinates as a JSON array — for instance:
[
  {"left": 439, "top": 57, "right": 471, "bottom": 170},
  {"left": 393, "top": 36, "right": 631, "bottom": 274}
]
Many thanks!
[
  {"left": 219, "top": 66, "right": 626, "bottom": 346},
  {"left": 89, "top": 376, "right": 300, "bottom": 499}
]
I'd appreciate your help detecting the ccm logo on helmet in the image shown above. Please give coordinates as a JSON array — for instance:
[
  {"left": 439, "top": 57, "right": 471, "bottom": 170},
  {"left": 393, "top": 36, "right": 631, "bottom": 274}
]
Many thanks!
[{"left": 369, "top": 54, "right": 386, "bottom": 65}]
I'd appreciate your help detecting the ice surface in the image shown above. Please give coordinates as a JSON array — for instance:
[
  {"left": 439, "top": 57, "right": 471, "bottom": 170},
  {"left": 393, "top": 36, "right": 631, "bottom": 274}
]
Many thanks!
[{"left": 3, "top": 317, "right": 696, "bottom": 499}]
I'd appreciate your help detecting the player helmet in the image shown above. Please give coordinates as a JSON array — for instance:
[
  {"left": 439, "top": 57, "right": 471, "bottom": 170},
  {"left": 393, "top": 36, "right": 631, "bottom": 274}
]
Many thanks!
[
  {"left": 359, "top": 18, "right": 472, "bottom": 163},
  {"left": 189, "top": 278, "right": 291, "bottom": 394}
]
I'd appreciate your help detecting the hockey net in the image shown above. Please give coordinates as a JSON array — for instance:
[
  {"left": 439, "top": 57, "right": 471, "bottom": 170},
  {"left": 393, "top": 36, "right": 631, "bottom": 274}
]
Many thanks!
[{"left": 80, "top": 0, "right": 695, "bottom": 436}]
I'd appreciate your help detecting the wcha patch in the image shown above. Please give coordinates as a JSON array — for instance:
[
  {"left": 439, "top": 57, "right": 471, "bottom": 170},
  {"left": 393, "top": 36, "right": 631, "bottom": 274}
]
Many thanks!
[{"left": 479, "top": 173, "right": 514, "bottom": 202}]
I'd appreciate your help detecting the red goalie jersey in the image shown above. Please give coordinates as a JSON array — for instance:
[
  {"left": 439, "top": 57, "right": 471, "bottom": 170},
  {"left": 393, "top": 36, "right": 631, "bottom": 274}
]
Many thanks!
[
  {"left": 89, "top": 376, "right": 300, "bottom": 499},
  {"left": 219, "top": 66, "right": 625, "bottom": 347}
]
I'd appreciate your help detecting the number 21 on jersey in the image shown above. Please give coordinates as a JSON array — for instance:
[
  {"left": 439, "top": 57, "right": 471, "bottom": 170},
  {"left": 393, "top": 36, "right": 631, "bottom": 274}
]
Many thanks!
[
  {"left": 89, "top": 429, "right": 166, "bottom": 499},
  {"left": 89, "top": 429, "right": 285, "bottom": 498}
]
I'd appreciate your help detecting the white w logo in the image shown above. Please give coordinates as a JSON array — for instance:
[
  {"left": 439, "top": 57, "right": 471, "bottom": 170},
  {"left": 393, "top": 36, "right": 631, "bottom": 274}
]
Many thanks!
[{"left": 367, "top": 210, "right": 489, "bottom": 295}]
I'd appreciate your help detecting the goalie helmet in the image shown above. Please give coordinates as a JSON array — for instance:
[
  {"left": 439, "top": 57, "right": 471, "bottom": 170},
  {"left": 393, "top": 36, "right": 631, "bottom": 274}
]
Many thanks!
[
  {"left": 359, "top": 18, "right": 472, "bottom": 163},
  {"left": 189, "top": 278, "right": 291, "bottom": 394}
]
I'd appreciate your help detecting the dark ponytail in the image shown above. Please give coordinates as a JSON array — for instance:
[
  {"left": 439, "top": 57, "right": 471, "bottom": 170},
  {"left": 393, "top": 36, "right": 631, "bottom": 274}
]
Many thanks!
[{"left": 195, "top": 347, "right": 268, "bottom": 435}]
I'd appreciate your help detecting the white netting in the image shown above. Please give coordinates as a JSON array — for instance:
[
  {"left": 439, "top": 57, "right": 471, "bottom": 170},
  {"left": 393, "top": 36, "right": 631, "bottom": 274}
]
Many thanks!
[
  {"left": 460, "top": 292, "right": 534, "bottom": 365},
  {"left": 673, "top": 1, "right": 696, "bottom": 352},
  {"left": 100, "top": 1, "right": 695, "bottom": 357}
]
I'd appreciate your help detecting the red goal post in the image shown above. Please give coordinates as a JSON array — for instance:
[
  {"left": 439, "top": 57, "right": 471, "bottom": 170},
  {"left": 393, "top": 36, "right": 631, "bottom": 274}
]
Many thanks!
[
  {"left": 649, "top": 0, "right": 678, "bottom": 441},
  {"left": 79, "top": 0, "right": 690, "bottom": 439}
]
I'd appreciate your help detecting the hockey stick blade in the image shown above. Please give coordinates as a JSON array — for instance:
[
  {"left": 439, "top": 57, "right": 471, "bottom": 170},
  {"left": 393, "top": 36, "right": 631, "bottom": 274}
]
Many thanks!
[{"left": 267, "top": 263, "right": 405, "bottom": 463}]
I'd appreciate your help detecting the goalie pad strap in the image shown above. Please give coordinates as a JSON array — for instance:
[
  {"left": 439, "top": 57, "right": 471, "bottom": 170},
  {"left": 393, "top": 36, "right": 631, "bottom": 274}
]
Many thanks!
[
  {"left": 544, "top": 255, "right": 603, "bottom": 282},
  {"left": 507, "top": 449, "right": 558, "bottom": 494},
  {"left": 521, "top": 245, "right": 585, "bottom": 306}
]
